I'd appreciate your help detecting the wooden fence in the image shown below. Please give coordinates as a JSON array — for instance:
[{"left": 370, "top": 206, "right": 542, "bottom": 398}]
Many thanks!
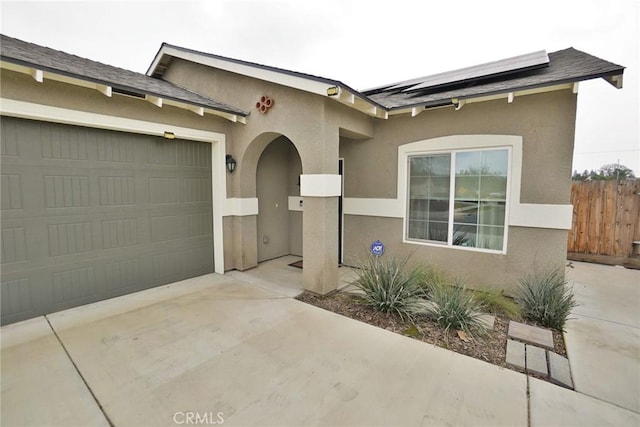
[{"left": 567, "top": 179, "right": 640, "bottom": 268}]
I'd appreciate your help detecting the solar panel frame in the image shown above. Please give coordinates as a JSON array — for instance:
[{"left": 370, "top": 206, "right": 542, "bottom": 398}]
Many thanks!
[{"left": 401, "top": 50, "right": 550, "bottom": 92}]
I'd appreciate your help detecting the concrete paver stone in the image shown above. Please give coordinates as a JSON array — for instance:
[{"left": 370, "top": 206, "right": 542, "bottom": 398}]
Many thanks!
[
  {"left": 508, "top": 321, "right": 554, "bottom": 349},
  {"left": 526, "top": 345, "right": 548, "bottom": 377},
  {"left": 548, "top": 351, "right": 574, "bottom": 389},
  {"left": 506, "top": 339, "right": 526, "bottom": 370}
]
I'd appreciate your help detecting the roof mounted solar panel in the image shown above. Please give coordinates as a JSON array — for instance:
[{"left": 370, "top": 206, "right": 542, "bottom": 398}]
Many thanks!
[{"left": 400, "top": 50, "right": 549, "bottom": 93}]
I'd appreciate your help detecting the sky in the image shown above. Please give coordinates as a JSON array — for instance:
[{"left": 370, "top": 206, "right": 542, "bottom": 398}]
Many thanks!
[{"left": 1, "top": 0, "right": 638, "bottom": 174}]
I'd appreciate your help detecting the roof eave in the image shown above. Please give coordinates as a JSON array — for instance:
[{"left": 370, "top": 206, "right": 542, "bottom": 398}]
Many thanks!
[
  {"left": 382, "top": 70, "right": 625, "bottom": 114},
  {"left": 0, "top": 57, "right": 248, "bottom": 122}
]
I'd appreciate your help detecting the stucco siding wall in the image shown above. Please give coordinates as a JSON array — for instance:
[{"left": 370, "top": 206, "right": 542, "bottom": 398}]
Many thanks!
[
  {"left": 340, "top": 90, "right": 577, "bottom": 204},
  {"left": 163, "top": 59, "right": 373, "bottom": 194},
  {"left": 340, "top": 90, "right": 577, "bottom": 291},
  {"left": 223, "top": 215, "right": 258, "bottom": 271},
  {"left": 343, "top": 216, "right": 568, "bottom": 292},
  {"left": 163, "top": 59, "right": 366, "bottom": 281},
  {"left": 163, "top": 59, "right": 327, "bottom": 190}
]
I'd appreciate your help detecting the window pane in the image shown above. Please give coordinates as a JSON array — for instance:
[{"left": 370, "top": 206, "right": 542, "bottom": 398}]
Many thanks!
[
  {"left": 429, "top": 199, "right": 450, "bottom": 222},
  {"left": 452, "top": 223, "right": 476, "bottom": 247},
  {"left": 478, "top": 201, "right": 505, "bottom": 226},
  {"left": 430, "top": 176, "right": 450, "bottom": 199},
  {"left": 410, "top": 177, "right": 429, "bottom": 199},
  {"left": 427, "top": 221, "right": 448, "bottom": 242},
  {"left": 453, "top": 149, "right": 508, "bottom": 250},
  {"left": 408, "top": 155, "right": 450, "bottom": 243},
  {"left": 408, "top": 220, "right": 429, "bottom": 240},
  {"left": 477, "top": 225, "right": 504, "bottom": 250},
  {"left": 409, "top": 199, "right": 429, "bottom": 220},
  {"left": 479, "top": 175, "right": 507, "bottom": 200},
  {"left": 454, "top": 200, "right": 478, "bottom": 224},
  {"left": 456, "top": 151, "right": 482, "bottom": 175},
  {"left": 455, "top": 175, "right": 479, "bottom": 200},
  {"left": 429, "top": 155, "right": 451, "bottom": 177},
  {"left": 481, "top": 150, "right": 508, "bottom": 175}
]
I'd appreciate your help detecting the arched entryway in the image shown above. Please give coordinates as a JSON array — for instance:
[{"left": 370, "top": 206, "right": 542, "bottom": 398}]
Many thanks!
[
  {"left": 234, "top": 130, "right": 341, "bottom": 295},
  {"left": 255, "top": 135, "right": 303, "bottom": 262}
]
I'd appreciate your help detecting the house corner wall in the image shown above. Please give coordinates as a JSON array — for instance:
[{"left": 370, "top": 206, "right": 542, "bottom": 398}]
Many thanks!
[{"left": 340, "top": 90, "right": 577, "bottom": 291}]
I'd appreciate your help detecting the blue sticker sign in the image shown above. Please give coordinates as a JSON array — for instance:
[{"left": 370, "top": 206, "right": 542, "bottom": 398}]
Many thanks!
[{"left": 370, "top": 240, "right": 385, "bottom": 256}]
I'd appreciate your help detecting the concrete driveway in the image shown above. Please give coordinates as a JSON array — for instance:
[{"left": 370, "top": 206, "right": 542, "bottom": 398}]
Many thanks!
[
  {"left": 1, "top": 259, "right": 639, "bottom": 426},
  {"left": 564, "top": 261, "right": 640, "bottom": 413}
]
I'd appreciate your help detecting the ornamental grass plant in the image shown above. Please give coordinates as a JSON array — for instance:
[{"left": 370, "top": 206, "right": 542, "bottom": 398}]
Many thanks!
[
  {"left": 472, "top": 288, "right": 521, "bottom": 320},
  {"left": 514, "top": 265, "right": 577, "bottom": 330},
  {"left": 352, "top": 254, "right": 427, "bottom": 321},
  {"left": 423, "top": 281, "right": 486, "bottom": 336}
]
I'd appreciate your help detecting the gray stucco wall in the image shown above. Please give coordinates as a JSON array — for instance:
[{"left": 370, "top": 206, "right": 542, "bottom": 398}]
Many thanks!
[
  {"left": 162, "top": 59, "right": 577, "bottom": 292},
  {"left": 340, "top": 90, "right": 577, "bottom": 203},
  {"left": 163, "top": 58, "right": 368, "bottom": 288},
  {"left": 340, "top": 90, "right": 577, "bottom": 291}
]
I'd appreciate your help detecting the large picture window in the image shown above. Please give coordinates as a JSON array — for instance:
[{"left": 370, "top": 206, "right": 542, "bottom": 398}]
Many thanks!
[{"left": 407, "top": 148, "right": 509, "bottom": 252}]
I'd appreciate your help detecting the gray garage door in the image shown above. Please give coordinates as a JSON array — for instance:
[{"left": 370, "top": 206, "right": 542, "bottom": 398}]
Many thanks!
[{"left": 1, "top": 117, "right": 214, "bottom": 325}]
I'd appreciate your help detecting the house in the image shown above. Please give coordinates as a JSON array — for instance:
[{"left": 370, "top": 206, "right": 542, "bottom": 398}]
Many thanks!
[{"left": 0, "top": 34, "right": 624, "bottom": 324}]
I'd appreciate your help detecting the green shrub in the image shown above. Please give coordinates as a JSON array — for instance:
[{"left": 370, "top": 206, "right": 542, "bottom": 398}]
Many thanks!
[
  {"left": 514, "top": 266, "right": 577, "bottom": 330},
  {"left": 352, "top": 255, "right": 426, "bottom": 320},
  {"left": 423, "top": 282, "right": 486, "bottom": 336},
  {"left": 472, "top": 288, "right": 521, "bottom": 320}
]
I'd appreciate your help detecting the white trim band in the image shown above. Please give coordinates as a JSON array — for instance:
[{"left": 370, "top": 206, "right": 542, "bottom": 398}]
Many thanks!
[
  {"left": 300, "top": 174, "right": 342, "bottom": 197},
  {"left": 343, "top": 198, "right": 572, "bottom": 229},
  {"left": 344, "top": 198, "right": 402, "bottom": 218},
  {"left": 224, "top": 198, "right": 259, "bottom": 216},
  {"left": 0, "top": 98, "right": 220, "bottom": 143},
  {"left": 341, "top": 135, "right": 572, "bottom": 231},
  {"left": 510, "top": 204, "right": 573, "bottom": 230}
]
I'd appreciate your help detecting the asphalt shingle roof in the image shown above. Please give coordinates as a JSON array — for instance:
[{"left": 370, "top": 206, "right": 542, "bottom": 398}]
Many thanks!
[
  {"left": 364, "top": 48, "right": 625, "bottom": 110},
  {"left": 0, "top": 34, "right": 247, "bottom": 116},
  {"left": 1, "top": 35, "right": 624, "bottom": 117}
]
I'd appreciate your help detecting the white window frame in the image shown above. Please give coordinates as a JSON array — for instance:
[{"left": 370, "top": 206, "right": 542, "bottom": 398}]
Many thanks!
[
  {"left": 400, "top": 135, "right": 522, "bottom": 255},
  {"left": 405, "top": 147, "right": 511, "bottom": 254}
]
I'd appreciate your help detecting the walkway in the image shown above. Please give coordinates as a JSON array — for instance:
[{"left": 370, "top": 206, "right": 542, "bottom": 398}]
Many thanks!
[{"left": 564, "top": 261, "right": 640, "bottom": 413}]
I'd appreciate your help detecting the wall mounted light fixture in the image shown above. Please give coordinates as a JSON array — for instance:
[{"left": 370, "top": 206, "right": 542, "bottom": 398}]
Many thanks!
[
  {"left": 225, "top": 154, "right": 237, "bottom": 173},
  {"left": 326, "top": 86, "right": 340, "bottom": 96},
  {"left": 163, "top": 131, "right": 176, "bottom": 139}
]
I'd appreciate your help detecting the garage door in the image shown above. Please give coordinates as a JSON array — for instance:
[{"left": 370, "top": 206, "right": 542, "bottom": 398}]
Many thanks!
[{"left": 1, "top": 117, "right": 214, "bottom": 324}]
